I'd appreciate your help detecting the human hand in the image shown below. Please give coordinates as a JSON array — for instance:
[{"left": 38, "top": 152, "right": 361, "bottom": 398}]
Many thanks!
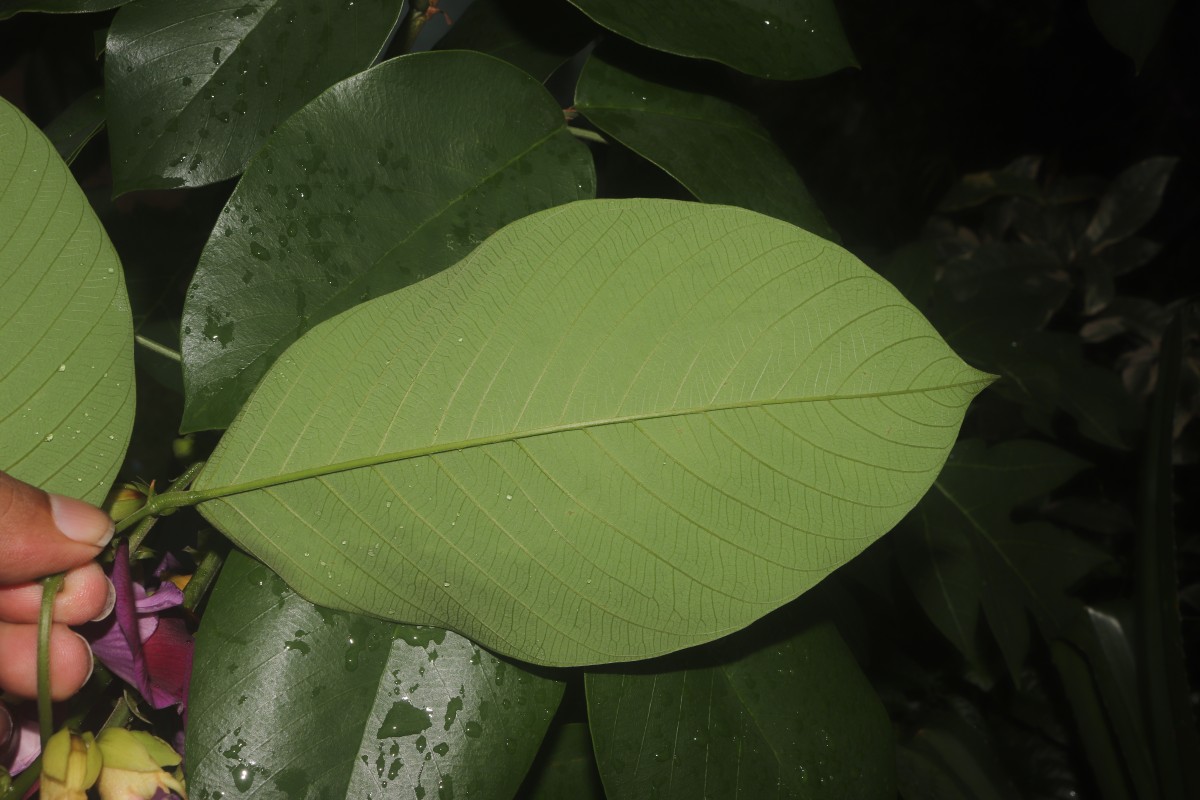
[{"left": 0, "top": 470, "right": 116, "bottom": 758}]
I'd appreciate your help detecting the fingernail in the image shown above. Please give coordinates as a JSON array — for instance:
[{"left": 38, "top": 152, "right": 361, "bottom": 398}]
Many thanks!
[
  {"left": 0, "top": 703, "right": 13, "bottom": 755},
  {"left": 75, "top": 633, "right": 95, "bottom": 686},
  {"left": 91, "top": 577, "right": 117, "bottom": 623},
  {"left": 49, "top": 494, "right": 114, "bottom": 547}
]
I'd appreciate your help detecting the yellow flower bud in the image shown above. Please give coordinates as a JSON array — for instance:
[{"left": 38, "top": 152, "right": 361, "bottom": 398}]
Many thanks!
[
  {"left": 95, "top": 728, "right": 187, "bottom": 800},
  {"left": 106, "top": 483, "right": 148, "bottom": 522},
  {"left": 40, "top": 729, "right": 101, "bottom": 800}
]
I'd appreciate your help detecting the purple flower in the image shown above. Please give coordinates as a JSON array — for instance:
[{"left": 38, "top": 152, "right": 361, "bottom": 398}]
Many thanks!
[{"left": 82, "top": 543, "right": 193, "bottom": 714}]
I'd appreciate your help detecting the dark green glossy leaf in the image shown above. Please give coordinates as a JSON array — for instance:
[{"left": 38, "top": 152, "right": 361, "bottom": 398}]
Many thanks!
[
  {"left": 187, "top": 551, "right": 564, "bottom": 799},
  {"left": 436, "top": 0, "right": 595, "bottom": 82},
  {"left": 917, "top": 440, "right": 1106, "bottom": 677},
  {"left": 104, "top": 0, "right": 406, "bottom": 193},
  {"left": 0, "top": 98, "right": 134, "bottom": 505},
  {"left": 566, "top": 0, "right": 856, "bottom": 80},
  {"left": 1087, "top": 0, "right": 1174, "bottom": 71},
  {"left": 42, "top": 87, "right": 105, "bottom": 165},
  {"left": 586, "top": 614, "right": 895, "bottom": 799},
  {"left": 0, "top": 0, "right": 127, "bottom": 21},
  {"left": 521, "top": 723, "right": 605, "bottom": 800},
  {"left": 180, "top": 50, "right": 596, "bottom": 432},
  {"left": 575, "top": 55, "right": 833, "bottom": 238}
]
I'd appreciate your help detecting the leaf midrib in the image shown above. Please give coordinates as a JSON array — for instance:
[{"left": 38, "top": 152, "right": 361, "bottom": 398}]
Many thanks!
[{"left": 195, "top": 376, "right": 988, "bottom": 502}]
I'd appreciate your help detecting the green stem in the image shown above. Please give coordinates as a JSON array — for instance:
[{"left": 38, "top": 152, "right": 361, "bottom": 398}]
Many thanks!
[
  {"left": 134, "top": 334, "right": 181, "bottom": 362},
  {"left": 396, "top": 0, "right": 430, "bottom": 53},
  {"left": 37, "top": 574, "right": 65, "bottom": 749},
  {"left": 568, "top": 127, "right": 608, "bottom": 145},
  {"left": 122, "top": 461, "right": 207, "bottom": 548},
  {"left": 183, "top": 546, "right": 226, "bottom": 612}
]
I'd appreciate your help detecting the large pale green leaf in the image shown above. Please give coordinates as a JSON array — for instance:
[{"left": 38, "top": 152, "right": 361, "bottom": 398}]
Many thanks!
[
  {"left": 566, "top": 0, "right": 856, "bottom": 80},
  {"left": 180, "top": 50, "right": 596, "bottom": 432},
  {"left": 0, "top": 0, "right": 128, "bottom": 21},
  {"left": 192, "top": 198, "right": 992, "bottom": 666},
  {"left": 0, "top": 98, "right": 134, "bottom": 504},
  {"left": 586, "top": 613, "right": 895, "bottom": 799},
  {"left": 104, "top": 0, "right": 406, "bottom": 193},
  {"left": 187, "top": 552, "right": 563, "bottom": 799},
  {"left": 575, "top": 55, "right": 833, "bottom": 238}
]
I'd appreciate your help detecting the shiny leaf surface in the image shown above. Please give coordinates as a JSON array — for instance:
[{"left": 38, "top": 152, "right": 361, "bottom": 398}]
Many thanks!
[
  {"left": 0, "top": 98, "right": 134, "bottom": 504},
  {"left": 180, "top": 50, "right": 596, "bottom": 432},
  {"left": 575, "top": 55, "right": 833, "bottom": 238},
  {"left": 566, "top": 0, "right": 856, "bottom": 80},
  {"left": 187, "top": 551, "right": 564, "bottom": 799},
  {"left": 104, "top": 0, "right": 406, "bottom": 192},
  {"left": 0, "top": 0, "right": 127, "bottom": 20},
  {"left": 192, "top": 198, "right": 991, "bottom": 666},
  {"left": 586, "top": 614, "right": 895, "bottom": 799}
]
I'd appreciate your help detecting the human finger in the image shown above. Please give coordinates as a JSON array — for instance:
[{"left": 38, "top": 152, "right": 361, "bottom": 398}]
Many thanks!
[
  {"left": 0, "top": 562, "right": 115, "bottom": 626},
  {"left": 0, "top": 621, "right": 94, "bottom": 700},
  {"left": 0, "top": 471, "right": 113, "bottom": 584}
]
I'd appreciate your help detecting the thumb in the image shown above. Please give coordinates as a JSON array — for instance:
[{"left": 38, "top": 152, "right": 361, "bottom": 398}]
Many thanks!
[{"left": 0, "top": 471, "right": 114, "bottom": 584}]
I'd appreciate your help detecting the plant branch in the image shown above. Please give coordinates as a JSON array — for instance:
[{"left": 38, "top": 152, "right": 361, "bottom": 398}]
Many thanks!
[
  {"left": 134, "top": 334, "right": 181, "bottom": 362},
  {"left": 37, "top": 574, "right": 64, "bottom": 748}
]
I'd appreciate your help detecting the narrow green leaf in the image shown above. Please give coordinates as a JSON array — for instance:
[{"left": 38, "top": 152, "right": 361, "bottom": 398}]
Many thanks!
[
  {"left": 0, "top": 0, "right": 128, "bottom": 21},
  {"left": 180, "top": 50, "right": 596, "bottom": 432},
  {"left": 575, "top": 54, "right": 834, "bottom": 238},
  {"left": 521, "top": 723, "right": 606, "bottom": 800},
  {"left": 187, "top": 552, "right": 564, "bottom": 799},
  {"left": 104, "top": 0, "right": 406, "bottom": 193},
  {"left": 42, "top": 87, "right": 105, "bottom": 166},
  {"left": 0, "top": 98, "right": 134, "bottom": 504},
  {"left": 1136, "top": 317, "right": 1200, "bottom": 799},
  {"left": 435, "top": 0, "right": 595, "bottom": 82},
  {"left": 586, "top": 615, "right": 895, "bottom": 799},
  {"left": 192, "top": 198, "right": 991, "bottom": 667},
  {"left": 1049, "top": 641, "right": 1135, "bottom": 800},
  {"left": 566, "top": 0, "right": 856, "bottom": 80}
]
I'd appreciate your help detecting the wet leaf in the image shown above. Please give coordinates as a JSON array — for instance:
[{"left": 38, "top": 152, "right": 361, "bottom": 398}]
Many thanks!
[
  {"left": 191, "top": 198, "right": 991, "bottom": 667},
  {"left": 104, "top": 0, "right": 406, "bottom": 193},
  {"left": 187, "top": 552, "right": 564, "bottom": 800},
  {"left": 566, "top": 0, "right": 856, "bottom": 80},
  {"left": 0, "top": 98, "right": 134, "bottom": 504},
  {"left": 586, "top": 612, "right": 895, "bottom": 799},
  {"left": 575, "top": 54, "right": 834, "bottom": 238},
  {"left": 180, "top": 50, "right": 595, "bottom": 432}
]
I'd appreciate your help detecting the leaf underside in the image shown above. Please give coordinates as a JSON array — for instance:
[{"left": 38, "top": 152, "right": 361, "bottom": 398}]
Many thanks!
[
  {"left": 195, "top": 198, "right": 991, "bottom": 667},
  {"left": 0, "top": 98, "right": 134, "bottom": 504}
]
